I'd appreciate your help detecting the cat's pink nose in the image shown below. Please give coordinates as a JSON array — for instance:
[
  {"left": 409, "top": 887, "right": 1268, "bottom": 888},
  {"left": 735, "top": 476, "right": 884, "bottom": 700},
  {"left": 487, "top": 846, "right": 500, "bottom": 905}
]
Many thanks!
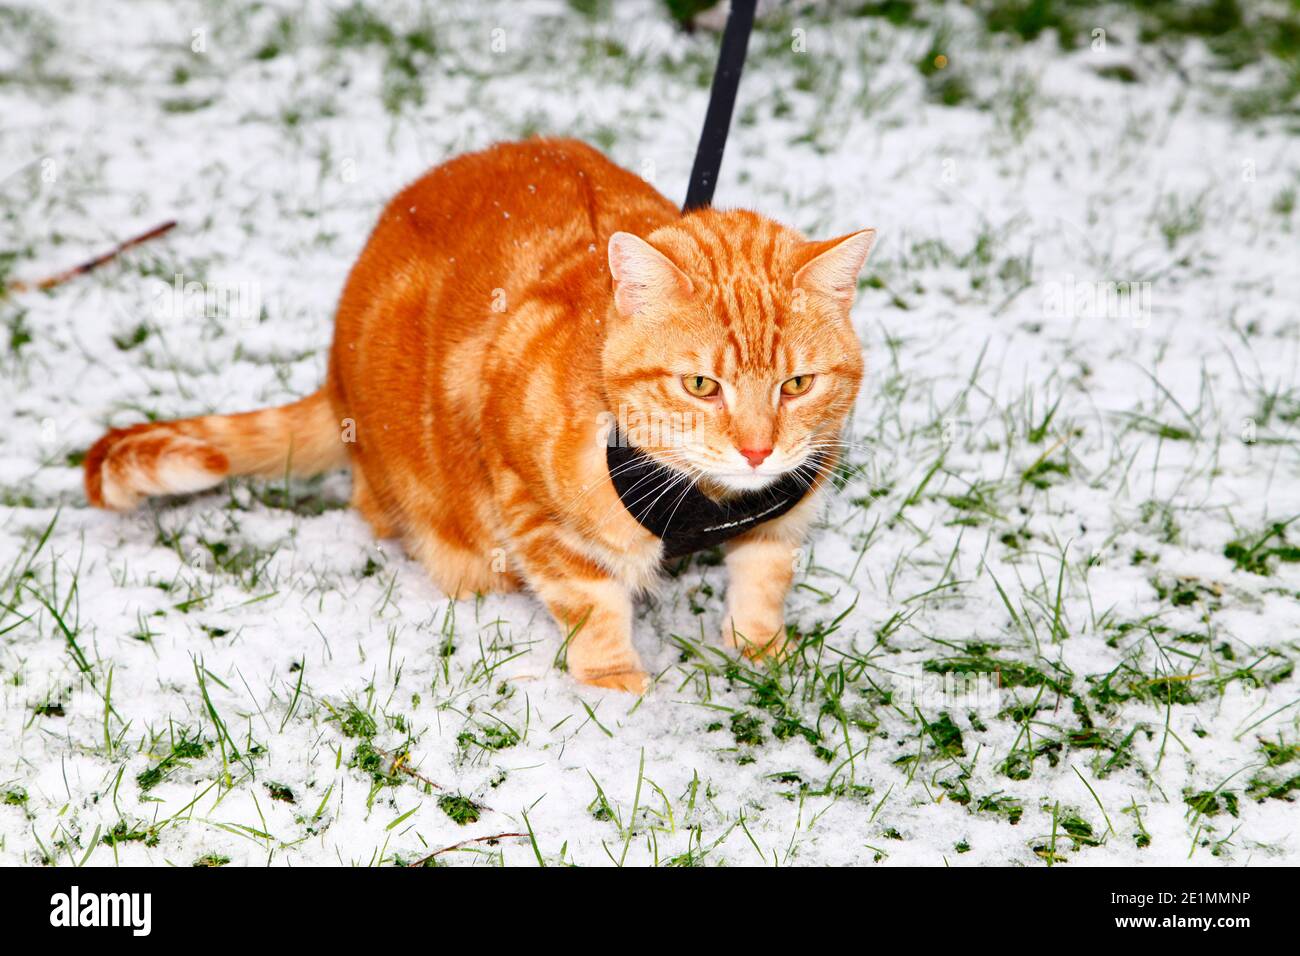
[{"left": 740, "top": 446, "right": 772, "bottom": 468}]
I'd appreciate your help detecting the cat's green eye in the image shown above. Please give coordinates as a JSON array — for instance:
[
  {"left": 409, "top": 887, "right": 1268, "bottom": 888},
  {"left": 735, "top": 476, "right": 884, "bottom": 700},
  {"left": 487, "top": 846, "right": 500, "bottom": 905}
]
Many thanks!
[
  {"left": 781, "top": 375, "right": 815, "bottom": 397},
  {"left": 682, "top": 375, "right": 721, "bottom": 398}
]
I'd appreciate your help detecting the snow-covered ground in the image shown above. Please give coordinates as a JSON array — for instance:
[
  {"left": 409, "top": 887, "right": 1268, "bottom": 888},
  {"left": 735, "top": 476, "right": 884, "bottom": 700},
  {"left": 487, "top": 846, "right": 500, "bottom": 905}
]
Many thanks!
[{"left": 2, "top": 0, "right": 1298, "bottom": 866}]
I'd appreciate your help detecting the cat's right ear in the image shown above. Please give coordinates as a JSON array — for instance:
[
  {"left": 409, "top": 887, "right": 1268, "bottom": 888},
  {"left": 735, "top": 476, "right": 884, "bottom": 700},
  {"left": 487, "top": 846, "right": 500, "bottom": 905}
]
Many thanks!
[{"left": 608, "top": 232, "right": 694, "bottom": 318}]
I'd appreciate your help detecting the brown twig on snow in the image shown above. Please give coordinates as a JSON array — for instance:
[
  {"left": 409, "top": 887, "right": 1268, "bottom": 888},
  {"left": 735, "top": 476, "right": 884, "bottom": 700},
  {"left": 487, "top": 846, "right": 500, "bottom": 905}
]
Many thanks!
[
  {"left": 4, "top": 219, "right": 177, "bottom": 293},
  {"left": 406, "top": 833, "right": 528, "bottom": 868}
]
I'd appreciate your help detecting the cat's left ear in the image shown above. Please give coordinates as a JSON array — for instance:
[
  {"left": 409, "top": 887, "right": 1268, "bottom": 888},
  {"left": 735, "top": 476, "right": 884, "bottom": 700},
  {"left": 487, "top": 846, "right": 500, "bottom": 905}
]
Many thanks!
[
  {"left": 793, "top": 228, "right": 877, "bottom": 308},
  {"left": 608, "top": 232, "right": 694, "bottom": 318}
]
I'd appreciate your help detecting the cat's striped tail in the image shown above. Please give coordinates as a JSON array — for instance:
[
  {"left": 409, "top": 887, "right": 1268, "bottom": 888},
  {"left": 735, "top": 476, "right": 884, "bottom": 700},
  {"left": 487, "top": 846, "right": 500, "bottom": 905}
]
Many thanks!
[{"left": 84, "top": 390, "right": 347, "bottom": 510}]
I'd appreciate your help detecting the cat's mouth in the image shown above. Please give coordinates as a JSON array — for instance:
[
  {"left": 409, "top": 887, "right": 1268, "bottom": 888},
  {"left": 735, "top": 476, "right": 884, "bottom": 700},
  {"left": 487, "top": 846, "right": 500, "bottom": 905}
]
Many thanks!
[
  {"left": 680, "top": 448, "right": 815, "bottom": 495},
  {"left": 632, "top": 439, "right": 824, "bottom": 498},
  {"left": 706, "top": 470, "right": 785, "bottom": 493}
]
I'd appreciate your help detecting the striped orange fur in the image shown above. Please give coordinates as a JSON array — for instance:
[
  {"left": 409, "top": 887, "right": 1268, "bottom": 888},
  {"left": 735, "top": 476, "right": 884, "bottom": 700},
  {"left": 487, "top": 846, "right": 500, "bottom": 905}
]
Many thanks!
[{"left": 85, "top": 138, "right": 875, "bottom": 692}]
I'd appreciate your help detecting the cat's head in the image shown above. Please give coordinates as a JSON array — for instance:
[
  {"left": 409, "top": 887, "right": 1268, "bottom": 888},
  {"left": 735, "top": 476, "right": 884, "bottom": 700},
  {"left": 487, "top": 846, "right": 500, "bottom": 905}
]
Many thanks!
[{"left": 602, "top": 208, "right": 874, "bottom": 494}]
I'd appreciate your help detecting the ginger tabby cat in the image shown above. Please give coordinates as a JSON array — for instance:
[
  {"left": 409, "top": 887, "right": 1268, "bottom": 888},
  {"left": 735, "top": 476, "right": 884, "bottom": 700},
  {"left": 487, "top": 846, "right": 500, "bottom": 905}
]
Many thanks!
[{"left": 84, "top": 138, "right": 875, "bottom": 693}]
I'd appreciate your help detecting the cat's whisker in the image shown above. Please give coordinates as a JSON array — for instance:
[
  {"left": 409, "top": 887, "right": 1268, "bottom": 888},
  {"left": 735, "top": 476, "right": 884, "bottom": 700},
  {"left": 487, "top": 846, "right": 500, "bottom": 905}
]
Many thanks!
[
  {"left": 788, "top": 454, "right": 840, "bottom": 492},
  {"left": 632, "top": 469, "right": 698, "bottom": 525},
  {"left": 563, "top": 449, "right": 680, "bottom": 509},
  {"left": 657, "top": 467, "right": 706, "bottom": 542},
  {"left": 593, "top": 472, "right": 684, "bottom": 532},
  {"left": 601, "top": 470, "right": 678, "bottom": 520},
  {"left": 589, "top": 455, "right": 698, "bottom": 530},
  {"left": 806, "top": 434, "right": 872, "bottom": 451}
]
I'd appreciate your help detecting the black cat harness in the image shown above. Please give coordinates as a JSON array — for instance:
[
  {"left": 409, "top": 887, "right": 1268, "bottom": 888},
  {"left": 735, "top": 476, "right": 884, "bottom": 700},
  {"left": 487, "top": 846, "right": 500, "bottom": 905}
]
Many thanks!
[{"left": 607, "top": 436, "right": 825, "bottom": 559}]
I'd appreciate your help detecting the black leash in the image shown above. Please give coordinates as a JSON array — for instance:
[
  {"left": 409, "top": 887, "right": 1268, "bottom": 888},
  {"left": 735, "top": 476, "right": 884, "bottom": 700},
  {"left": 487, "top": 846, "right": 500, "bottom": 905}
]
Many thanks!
[{"left": 682, "top": 0, "right": 758, "bottom": 212}]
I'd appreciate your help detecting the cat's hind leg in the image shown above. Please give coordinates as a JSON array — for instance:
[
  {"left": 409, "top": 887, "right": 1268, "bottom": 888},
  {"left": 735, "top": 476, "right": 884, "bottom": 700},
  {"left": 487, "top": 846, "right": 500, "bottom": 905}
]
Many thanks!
[
  {"left": 403, "top": 523, "right": 520, "bottom": 600},
  {"left": 350, "top": 468, "right": 398, "bottom": 539}
]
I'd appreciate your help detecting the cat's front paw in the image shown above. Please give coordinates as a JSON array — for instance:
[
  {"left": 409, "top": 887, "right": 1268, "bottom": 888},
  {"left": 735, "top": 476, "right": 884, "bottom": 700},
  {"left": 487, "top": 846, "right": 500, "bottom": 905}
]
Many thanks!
[
  {"left": 572, "top": 666, "right": 650, "bottom": 694},
  {"left": 722, "top": 614, "right": 787, "bottom": 661}
]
